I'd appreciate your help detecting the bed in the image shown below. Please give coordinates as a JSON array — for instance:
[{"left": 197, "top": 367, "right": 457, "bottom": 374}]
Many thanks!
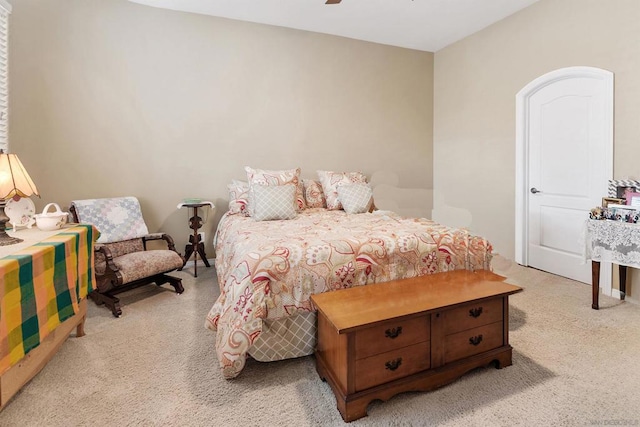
[{"left": 204, "top": 207, "right": 493, "bottom": 379}]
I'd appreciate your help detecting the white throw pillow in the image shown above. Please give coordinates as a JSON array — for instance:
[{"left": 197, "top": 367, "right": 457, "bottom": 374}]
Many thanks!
[
  {"left": 251, "top": 184, "right": 298, "bottom": 221},
  {"left": 337, "top": 183, "right": 373, "bottom": 214}
]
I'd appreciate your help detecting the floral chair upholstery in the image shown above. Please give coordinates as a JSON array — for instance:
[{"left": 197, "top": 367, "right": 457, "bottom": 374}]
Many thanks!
[{"left": 70, "top": 197, "right": 184, "bottom": 317}]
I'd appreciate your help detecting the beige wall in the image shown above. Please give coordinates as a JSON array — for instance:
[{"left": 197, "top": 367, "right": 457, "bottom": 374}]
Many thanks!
[
  {"left": 433, "top": 0, "right": 640, "bottom": 268},
  {"left": 8, "top": 0, "right": 433, "bottom": 257}
]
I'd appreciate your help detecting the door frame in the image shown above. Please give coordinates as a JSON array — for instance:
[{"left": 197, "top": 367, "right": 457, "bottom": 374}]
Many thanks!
[{"left": 515, "top": 66, "right": 613, "bottom": 289}]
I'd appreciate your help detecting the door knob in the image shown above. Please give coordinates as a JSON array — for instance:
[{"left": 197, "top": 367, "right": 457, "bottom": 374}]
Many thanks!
[{"left": 530, "top": 188, "right": 541, "bottom": 194}]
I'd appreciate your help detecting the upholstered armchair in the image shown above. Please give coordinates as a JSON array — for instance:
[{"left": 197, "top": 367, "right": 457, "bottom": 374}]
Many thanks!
[{"left": 70, "top": 197, "right": 184, "bottom": 317}]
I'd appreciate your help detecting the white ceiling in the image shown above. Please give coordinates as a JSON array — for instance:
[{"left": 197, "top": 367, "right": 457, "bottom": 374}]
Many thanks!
[{"left": 129, "top": 0, "right": 539, "bottom": 52}]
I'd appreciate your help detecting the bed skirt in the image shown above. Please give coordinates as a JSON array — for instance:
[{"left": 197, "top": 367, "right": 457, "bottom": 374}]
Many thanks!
[{"left": 248, "top": 312, "right": 317, "bottom": 362}]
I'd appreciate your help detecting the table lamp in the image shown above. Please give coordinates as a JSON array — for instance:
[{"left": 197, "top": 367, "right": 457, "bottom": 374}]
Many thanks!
[{"left": 0, "top": 150, "right": 39, "bottom": 245}]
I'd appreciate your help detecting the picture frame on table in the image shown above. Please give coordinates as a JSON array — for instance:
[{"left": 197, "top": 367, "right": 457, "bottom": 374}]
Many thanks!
[
  {"left": 608, "top": 179, "right": 640, "bottom": 199},
  {"left": 626, "top": 192, "right": 640, "bottom": 208},
  {"left": 606, "top": 203, "right": 639, "bottom": 223},
  {"left": 602, "top": 197, "right": 624, "bottom": 208}
]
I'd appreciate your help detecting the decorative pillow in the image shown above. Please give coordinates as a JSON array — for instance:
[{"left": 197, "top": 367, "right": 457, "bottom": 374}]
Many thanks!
[
  {"left": 228, "top": 180, "right": 250, "bottom": 216},
  {"left": 337, "top": 183, "right": 373, "bottom": 214},
  {"left": 317, "top": 170, "right": 368, "bottom": 210},
  {"left": 251, "top": 183, "right": 298, "bottom": 221},
  {"left": 303, "top": 179, "right": 326, "bottom": 209},
  {"left": 245, "top": 166, "right": 305, "bottom": 211}
]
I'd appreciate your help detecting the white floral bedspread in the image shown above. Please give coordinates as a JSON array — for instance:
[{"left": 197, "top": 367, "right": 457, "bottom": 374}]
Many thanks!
[{"left": 205, "top": 209, "right": 493, "bottom": 378}]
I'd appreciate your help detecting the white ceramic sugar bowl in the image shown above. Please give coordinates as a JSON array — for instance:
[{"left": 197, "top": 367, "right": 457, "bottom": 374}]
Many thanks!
[{"left": 34, "top": 203, "right": 69, "bottom": 231}]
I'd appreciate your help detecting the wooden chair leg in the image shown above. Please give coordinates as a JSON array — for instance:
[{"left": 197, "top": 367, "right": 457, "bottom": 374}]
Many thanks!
[
  {"left": 165, "top": 275, "right": 184, "bottom": 294},
  {"left": 106, "top": 296, "right": 122, "bottom": 317},
  {"left": 88, "top": 291, "right": 105, "bottom": 306},
  {"left": 88, "top": 291, "right": 122, "bottom": 317},
  {"left": 90, "top": 273, "right": 183, "bottom": 317},
  {"left": 154, "top": 274, "right": 184, "bottom": 294}
]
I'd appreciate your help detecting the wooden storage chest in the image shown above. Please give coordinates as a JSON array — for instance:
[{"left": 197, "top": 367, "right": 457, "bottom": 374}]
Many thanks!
[{"left": 311, "top": 270, "right": 522, "bottom": 422}]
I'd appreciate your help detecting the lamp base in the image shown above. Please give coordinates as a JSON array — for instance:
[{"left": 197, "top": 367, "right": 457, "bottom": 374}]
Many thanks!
[
  {"left": 0, "top": 205, "right": 22, "bottom": 246},
  {"left": 0, "top": 231, "right": 23, "bottom": 246}
]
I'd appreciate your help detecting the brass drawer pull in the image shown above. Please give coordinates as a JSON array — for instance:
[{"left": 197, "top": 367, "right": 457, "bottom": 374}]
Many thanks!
[
  {"left": 385, "top": 358, "right": 403, "bottom": 371},
  {"left": 385, "top": 326, "right": 403, "bottom": 339},
  {"left": 469, "top": 334, "right": 483, "bottom": 346},
  {"left": 469, "top": 307, "right": 483, "bottom": 318}
]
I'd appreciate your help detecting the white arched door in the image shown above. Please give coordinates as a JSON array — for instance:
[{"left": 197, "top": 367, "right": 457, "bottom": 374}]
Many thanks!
[{"left": 515, "top": 67, "right": 613, "bottom": 286}]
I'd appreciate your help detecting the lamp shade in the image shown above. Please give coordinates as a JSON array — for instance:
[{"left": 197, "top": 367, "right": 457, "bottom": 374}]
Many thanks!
[{"left": 0, "top": 151, "right": 39, "bottom": 200}]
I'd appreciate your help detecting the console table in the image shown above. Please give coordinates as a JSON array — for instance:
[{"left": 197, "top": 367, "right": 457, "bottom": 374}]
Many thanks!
[
  {"left": 585, "top": 219, "right": 637, "bottom": 309},
  {"left": 0, "top": 224, "right": 97, "bottom": 409}
]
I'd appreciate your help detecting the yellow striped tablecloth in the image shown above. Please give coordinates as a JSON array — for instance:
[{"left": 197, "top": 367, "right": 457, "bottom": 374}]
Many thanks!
[{"left": 0, "top": 224, "right": 97, "bottom": 375}]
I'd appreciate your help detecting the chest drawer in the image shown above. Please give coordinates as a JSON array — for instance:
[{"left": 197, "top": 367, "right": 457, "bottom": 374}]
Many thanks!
[
  {"left": 444, "top": 321, "right": 503, "bottom": 364},
  {"left": 444, "top": 297, "right": 503, "bottom": 335},
  {"left": 355, "top": 341, "right": 430, "bottom": 392},
  {"left": 355, "top": 315, "right": 430, "bottom": 360}
]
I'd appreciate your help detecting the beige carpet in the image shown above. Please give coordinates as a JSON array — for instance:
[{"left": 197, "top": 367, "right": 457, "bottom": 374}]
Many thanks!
[{"left": 1, "top": 258, "right": 639, "bottom": 427}]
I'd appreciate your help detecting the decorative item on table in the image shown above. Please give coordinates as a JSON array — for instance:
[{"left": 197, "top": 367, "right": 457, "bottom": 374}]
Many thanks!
[
  {"left": 34, "top": 203, "right": 69, "bottom": 231},
  {"left": 624, "top": 187, "right": 637, "bottom": 203},
  {"left": 5, "top": 195, "right": 36, "bottom": 229},
  {"left": 620, "top": 209, "right": 640, "bottom": 224},
  {"left": 620, "top": 210, "right": 640, "bottom": 223},
  {"left": 0, "top": 150, "right": 40, "bottom": 245},
  {"left": 602, "top": 197, "right": 624, "bottom": 208},
  {"left": 590, "top": 206, "right": 604, "bottom": 220},
  {"left": 609, "top": 180, "right": 640, "bottom": 199},
  {"left": 607, "top": 203, "right": 639, "bottom": 223},
  {"left": 176, "top": 198, "right": 215, "bottom": 209},
  {"left": 625, "top": 191, "right": 640, "bottom": 208},
  {"left": 183, "top": 198, "right": 202, "bottom": 204}
]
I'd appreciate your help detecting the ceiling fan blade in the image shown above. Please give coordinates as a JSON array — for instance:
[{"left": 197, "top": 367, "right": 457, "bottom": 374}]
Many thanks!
[{"left": 325, "top": 0, "right": 341, "bottom": 4}]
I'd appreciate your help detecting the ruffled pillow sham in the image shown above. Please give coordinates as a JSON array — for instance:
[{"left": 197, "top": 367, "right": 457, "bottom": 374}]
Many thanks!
[
  {"left": 245, "top": 166, "right": 306, "bottom": 212},
  {"left": 317, "top": 170, "right": 368, "bottom": 210},
  {"left": 228, "top": 180, "right": 250, "bottom": 216}
]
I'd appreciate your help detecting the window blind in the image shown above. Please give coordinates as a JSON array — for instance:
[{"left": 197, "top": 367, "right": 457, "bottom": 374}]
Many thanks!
[{"left": 0, "top": 1, "right": 11, "bottom": 153}]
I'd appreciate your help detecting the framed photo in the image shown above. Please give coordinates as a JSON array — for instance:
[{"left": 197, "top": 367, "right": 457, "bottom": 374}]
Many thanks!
[
  {"left": 608, "top": 205, "right": 638, "bottom": 222},
  {"left": 608, "top": 179, "right": 640, "bottom": 198},
  {"left": 627, "top": 192, "right": 640, "bottom": 208},
  {"left": 602, "top": 197, "right": 624, "bottom": 208}
]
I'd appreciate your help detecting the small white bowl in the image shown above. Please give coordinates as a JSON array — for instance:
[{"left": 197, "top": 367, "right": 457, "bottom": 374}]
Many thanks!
[{"left": 34, "top": 203, "right": 69, "bottom": 231}]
